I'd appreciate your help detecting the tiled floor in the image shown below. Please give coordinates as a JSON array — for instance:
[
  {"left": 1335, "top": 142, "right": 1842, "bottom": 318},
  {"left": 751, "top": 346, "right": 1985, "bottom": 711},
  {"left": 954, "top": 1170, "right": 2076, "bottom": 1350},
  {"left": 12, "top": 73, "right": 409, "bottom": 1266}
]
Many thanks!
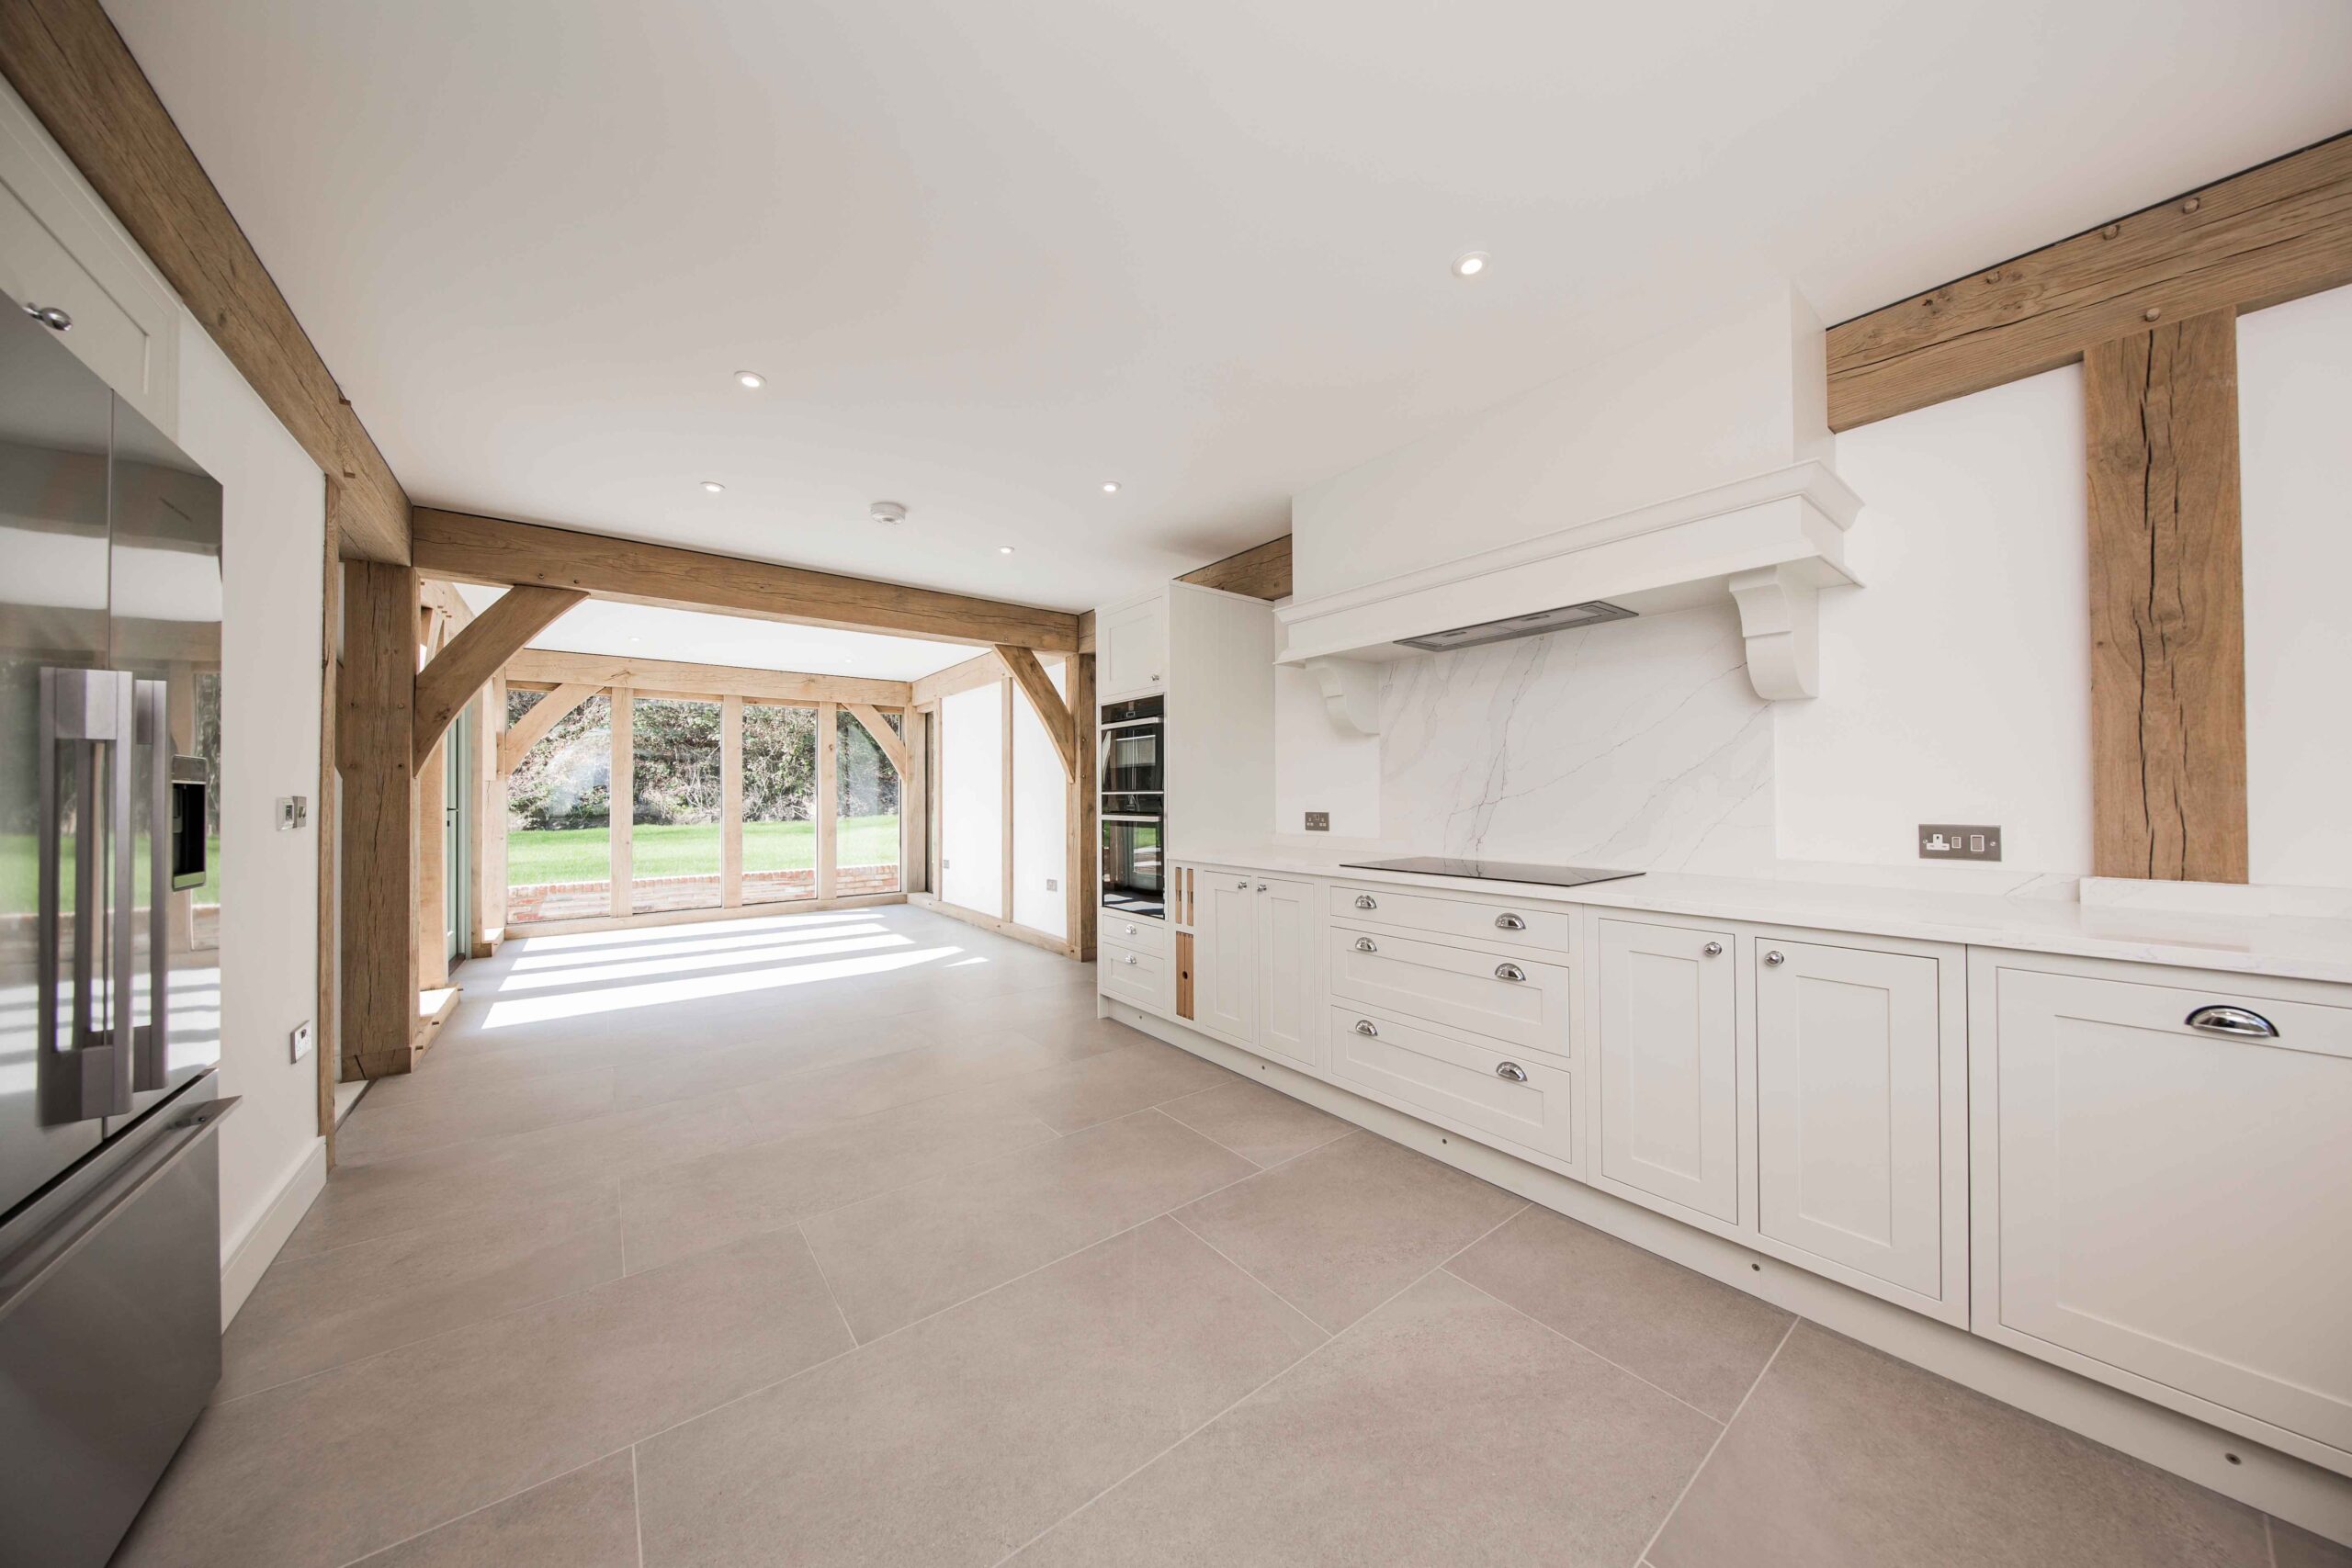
[{"left": 116, "top": 906, "right": 2346, "bottom": 1567}]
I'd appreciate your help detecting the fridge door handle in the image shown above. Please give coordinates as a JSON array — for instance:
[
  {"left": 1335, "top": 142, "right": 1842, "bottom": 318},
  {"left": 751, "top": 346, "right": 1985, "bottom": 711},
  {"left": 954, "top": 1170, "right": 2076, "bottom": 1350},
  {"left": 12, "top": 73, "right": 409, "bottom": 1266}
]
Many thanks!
[
  {"left": 38, "top": 667, "right": 137, "bottom": 1122},
  {"left": 133, "top": 679, "right": 170, "bottom": 1092}
]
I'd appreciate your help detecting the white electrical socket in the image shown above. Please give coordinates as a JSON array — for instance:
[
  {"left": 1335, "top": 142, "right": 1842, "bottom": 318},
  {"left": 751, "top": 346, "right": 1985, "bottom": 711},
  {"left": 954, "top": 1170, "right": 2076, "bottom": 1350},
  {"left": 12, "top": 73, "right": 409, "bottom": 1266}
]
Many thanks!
[{"left": 289, "top": 1019, "right": 314, "bottom": 1063}]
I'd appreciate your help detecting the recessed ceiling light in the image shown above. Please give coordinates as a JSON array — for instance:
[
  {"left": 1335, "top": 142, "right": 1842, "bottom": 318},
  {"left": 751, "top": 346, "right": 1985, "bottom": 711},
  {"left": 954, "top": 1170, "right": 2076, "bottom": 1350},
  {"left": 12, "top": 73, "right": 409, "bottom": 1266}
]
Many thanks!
[
  {"left": 1101, "top": 480, "right": 1120, "bottom": 494},
  {"left": 735, "top": 370, "right": 765, "bottom": 389},
  {"left": 699, "top": 479, "right": 726, "bottom": 493},
  {"left": 1452, "top": 251, "right": 1490, "bottom": 278},
  {"left": 998, "top": 546, "right": 1015, "bottom": 555},
  {"left": 870, "top": 500, "right": 907, "bottom": 525}
]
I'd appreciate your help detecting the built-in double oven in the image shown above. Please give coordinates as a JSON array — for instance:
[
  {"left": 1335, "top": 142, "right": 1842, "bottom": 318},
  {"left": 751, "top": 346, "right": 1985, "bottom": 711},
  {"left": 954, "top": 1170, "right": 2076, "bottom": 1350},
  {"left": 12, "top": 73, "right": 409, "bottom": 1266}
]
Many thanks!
[{"left": 1099, "top": 694, "right": 1164, "bottom": 919}]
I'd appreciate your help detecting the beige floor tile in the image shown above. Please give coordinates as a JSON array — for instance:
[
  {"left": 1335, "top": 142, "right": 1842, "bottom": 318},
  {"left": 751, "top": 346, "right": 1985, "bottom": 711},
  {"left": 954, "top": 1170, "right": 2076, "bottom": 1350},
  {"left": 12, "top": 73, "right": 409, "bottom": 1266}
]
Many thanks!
[
  {"left": 221, "top": 1191, "right": 624, "bottom": 1399},
  {"left": 115, "top": 1232, "right": 851, "bottom": 1568},
  {"left": 1157, "top": 1077, "right": 1353, "bottom": 1168},
  {"left": 2274, "top": 1519, "right": 2352, "bottom": 1568},
  {"left": 802, "top": 1108, "right": 1257, "bottom": 1339},
  {"left": 333, "top": 1068, "right": 620, "bottom": 1166},
  {"left": 1649, "top": 1323, "right": 2270, "bottom": 1568},
  {"left": 1011, "top": 1268, "right": 1719, "bottom": 1568},
  {"left": 619, "top": 1086, "right": 1062, "bottom": 1274},
  {"left": 1174, "top": 1132, "right": 1524, "bottom": 1331},
  {"left": 352, "top": 1451, "right": 639, "bottom": 1568},
  {"left": 1447, "top": 1204, "right": 1792, "bottom": 1418},
  {"left": 731, "top": 1023, "right": 1126, "bottom": 1142},
  {"left": 636, "top": 1216, "right": 1323, "bottom": 1568},
  {"left": 994, "top": 1038, "right": 1238, "bottom": 1132}
]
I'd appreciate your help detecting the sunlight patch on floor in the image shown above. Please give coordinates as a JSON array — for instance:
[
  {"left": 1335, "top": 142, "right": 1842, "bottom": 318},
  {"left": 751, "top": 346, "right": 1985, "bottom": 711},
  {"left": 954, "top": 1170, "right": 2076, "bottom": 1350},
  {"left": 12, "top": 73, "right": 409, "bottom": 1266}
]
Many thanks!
[
  {"left": 494, "top": 932, "right": 918, "bottom": 994},
  {"left": 478, "top": 944, "right": 968, "bottom": 1028}
]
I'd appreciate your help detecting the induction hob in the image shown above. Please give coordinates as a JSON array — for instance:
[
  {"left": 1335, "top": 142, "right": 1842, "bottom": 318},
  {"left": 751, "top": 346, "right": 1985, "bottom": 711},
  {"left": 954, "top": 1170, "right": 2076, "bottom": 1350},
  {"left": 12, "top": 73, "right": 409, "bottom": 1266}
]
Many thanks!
[{"left": 1340, "top": 856, "right": 1645, "bottom": 889}]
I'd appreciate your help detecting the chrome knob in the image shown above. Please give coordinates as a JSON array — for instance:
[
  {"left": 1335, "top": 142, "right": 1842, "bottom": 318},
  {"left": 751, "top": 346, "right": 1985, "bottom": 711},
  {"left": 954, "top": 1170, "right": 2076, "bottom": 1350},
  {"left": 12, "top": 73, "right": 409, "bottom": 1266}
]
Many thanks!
[
  {"left": 1495, "top": 1061, "right": 1528, "bottom": 1083},
  {"left": 1763, "top": 950, "right": 1784, "bottom": 966},
  {"left": 1256, "top": 883, "right": 1268, "bottom": 892},
  {"left": 2186, "top": 1004, "right": 2278, "bottom": 1039},
  {"left": 1353, "top": 937, "right": 1377, "bottom": 953},
  {"left": 1354, "top": 894, "right": 1377, "bottom": 909},
  {"left": 1495, "top": 912, "right": 1526, "bottom": 931},
  {"left": 1123, "top": 922, "right": 1136, "bottom": 934},
  {"left": 1353, "top": 1019, "right": 1378, "bottom": 1037},
  {"left": 1494, "top": 963, "right": 1525, "bottom": 983},
  {"left": 1702, "top": 942, "right": 1723, "bottom": 957},
  {"left": 22, "top": 303, "right": 71, "bottom": 332},
  {"left": 1121, "top": 953, "right": 1138, "bottom": 965},
  {"left": 1237, "top": 879, "right": 1250, "bottom": 888}
]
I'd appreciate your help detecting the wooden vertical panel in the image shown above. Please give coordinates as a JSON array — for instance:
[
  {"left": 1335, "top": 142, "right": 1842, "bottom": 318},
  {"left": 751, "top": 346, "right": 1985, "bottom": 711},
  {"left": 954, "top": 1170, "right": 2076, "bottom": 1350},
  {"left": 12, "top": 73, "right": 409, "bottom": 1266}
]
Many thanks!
[
  {"left": 901, "top": 706, "right": 929, "bottom": 896},
  {"left": 1065, "top": 652, "right": 1096, "bottom": 959},
  {"left": 2085, "top": 308, "right": 2249, "bottom": 882},
  {"left": 817, "top": 700, "right": 839, "bottom": 900},
  {"left": 317, "top": 517, "right": 340, "bottom": 1142},
  {"left": 1001, "top": 678, "right": 1015, "bottom": 921},
  {"left": 720, "top": 694, "right": 744, "bottom": 907},
  {"left": 610, "top": 687, "right": 634, "bottom": 915},
  {"left": 476, "top": 674, "right": 507, "bottom": 953},
  {"left": 1175, "top": 931, "right": 1195, "bottom": 1021},
  {"left": 337, "top": 559, "right": 418, "bottom": 1078},
  {"left": 416, "top": 733, "right": 448, "bottom": 988}
]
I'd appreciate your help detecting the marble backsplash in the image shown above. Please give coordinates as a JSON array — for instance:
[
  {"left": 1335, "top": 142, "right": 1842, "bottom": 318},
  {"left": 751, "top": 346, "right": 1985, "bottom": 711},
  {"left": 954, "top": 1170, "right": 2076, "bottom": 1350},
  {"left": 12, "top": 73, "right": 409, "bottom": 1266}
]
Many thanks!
[{"left": 1377, "top": 600, "right": 1777, "bottom": 874}]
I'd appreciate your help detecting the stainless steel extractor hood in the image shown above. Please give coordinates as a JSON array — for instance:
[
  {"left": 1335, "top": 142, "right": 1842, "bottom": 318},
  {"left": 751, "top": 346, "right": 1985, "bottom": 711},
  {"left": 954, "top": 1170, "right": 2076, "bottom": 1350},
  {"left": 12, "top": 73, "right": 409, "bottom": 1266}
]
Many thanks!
[{"left": 1395, "top": 599, "right": 1635, "bottom": 653}]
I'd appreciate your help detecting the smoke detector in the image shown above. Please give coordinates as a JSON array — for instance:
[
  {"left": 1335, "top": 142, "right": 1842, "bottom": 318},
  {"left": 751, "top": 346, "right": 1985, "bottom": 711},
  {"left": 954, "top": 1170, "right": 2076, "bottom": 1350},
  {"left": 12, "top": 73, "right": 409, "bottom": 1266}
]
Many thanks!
[{"left": 869, "top": 500, "right": 907, "bottom": 525}]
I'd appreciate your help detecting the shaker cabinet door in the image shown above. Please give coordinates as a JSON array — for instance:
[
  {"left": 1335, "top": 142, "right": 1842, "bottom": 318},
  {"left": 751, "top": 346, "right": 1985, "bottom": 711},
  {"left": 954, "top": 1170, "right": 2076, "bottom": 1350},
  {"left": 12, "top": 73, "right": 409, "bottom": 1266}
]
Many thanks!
[
  {"left": 1253, "top": 877, "right": 1319, "bottom": 1069},
  {"left": 1594, "top": 918, "right": 1739, "bottom": 1223},
  {"left": 1193, "top": 875, "right": 1258, "bottom": 1047}
]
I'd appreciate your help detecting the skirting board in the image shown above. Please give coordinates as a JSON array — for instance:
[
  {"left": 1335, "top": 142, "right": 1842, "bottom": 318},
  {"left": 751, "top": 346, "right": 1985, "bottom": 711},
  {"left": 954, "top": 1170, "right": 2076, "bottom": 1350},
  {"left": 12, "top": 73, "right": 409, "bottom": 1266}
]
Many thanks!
[
  {"left": 908, "top": 893, "right": 1076, "bottom": 957},
  {"left": 220, "top": 1137, "right": 327, "bottom": 1327},
  {"left": 1099, "top": 998, "right": 2352, "bottom": 1547},
  {"left": 509, "top": 891, "right": 907, "bottom": 938}
]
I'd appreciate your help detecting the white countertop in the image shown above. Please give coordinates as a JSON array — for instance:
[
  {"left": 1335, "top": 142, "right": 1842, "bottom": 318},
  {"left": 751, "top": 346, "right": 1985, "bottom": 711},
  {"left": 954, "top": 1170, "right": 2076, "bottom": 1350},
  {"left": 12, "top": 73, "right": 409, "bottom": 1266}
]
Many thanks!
[{"left": 1171, "top": 842, "right": 2352, "bottom": 986}]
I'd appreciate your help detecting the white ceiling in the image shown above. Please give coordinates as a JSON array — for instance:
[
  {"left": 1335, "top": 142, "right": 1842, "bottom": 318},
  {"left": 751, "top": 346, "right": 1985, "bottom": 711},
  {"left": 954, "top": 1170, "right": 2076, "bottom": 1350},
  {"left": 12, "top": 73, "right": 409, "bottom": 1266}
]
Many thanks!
[
  {"left": 109, "top": 1, "right": 2352, "bottom": 615},
  {"left": 451, "top": 585, "right": 980, "bottom": 681}
]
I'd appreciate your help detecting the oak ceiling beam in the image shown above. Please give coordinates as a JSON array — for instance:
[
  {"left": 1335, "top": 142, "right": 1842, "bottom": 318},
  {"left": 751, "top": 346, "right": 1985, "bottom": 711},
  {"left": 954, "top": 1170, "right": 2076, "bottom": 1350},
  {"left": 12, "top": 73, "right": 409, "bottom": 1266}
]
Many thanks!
[
  {"left": 497, "top": 682, "right": 600, "bottom": 777},
  {"left": 997, "top": 644, "right": 1078, "bottom": 782},
  {"left": 503, "top": 648, "right": 913, "bottom": 708},
  {"left": 911, "top": 649, "right": 1009, "bottom": 707},
  {"left": 843, "top": 702, "right": 910, "bottom": 777},
  {"left": 1826, "top": 131, "right": 2352, "bottom": 431},
  {"left": 0, "top": 0, "right": 412, "bottom": 562},
  {"left": 1179, "top": 534, "right": 1293, "bottom": 601},
  {"left": 413, "top": 508, "right": 1080, "bottom": 652},
  {"left": 413, "top": 585, "right": 585, "bottom": 770}
]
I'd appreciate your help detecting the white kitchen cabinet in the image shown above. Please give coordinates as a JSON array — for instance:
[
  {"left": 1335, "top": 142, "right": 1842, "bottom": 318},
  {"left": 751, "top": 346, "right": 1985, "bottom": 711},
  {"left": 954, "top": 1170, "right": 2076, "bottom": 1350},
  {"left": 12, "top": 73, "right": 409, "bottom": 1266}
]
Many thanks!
[
  {"left": 1754, "top": 933, "right": 1961, "bottom": 1314},
  {"left": 1328, "top": 923, "right": 1572, "bottom": 1061},
  {"left": 1972, "top": 953, "right": 2352, "bottom": 1461},
  {"left": 1593, "top": 916, "right": 1739, "bottom": 1224},
  {"left": 1193, "top": 873, "right": 1259, "bottom": 1046},
  {"left": 1099, "top": 943, "right": 1168, "bottom": 1013},
  {"left": 1329, "top": 882, "right": 1573, "bottom": 955},
  {"left": 1097, "top": 594, "right": 1167, "bottom": 699},
  {"left": 1187, "top": 869, "right": 1319, "bottom": 1068},
  {"left": 1327, "top": 1006, "right": 1575, "bottom": 1169}
]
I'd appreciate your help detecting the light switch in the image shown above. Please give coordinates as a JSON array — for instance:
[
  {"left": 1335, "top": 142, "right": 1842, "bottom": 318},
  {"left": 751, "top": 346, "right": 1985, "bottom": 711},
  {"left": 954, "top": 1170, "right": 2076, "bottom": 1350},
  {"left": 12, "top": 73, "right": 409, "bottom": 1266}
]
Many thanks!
[
  {"left": 1918, "top": 823, "right": 2001, "bottom": 862},
  {"left": 289, "top": 1019, "right": 314, "bottom": 1063}
]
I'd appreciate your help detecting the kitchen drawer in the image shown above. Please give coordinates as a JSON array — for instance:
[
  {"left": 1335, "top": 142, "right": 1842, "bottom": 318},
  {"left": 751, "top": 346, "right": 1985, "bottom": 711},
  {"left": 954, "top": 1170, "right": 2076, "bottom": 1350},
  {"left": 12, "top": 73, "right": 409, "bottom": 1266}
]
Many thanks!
[
  {"left": 1100, "top": 912, "right": 1168, "bottom": 958},
  {"left": 1100, "top": 944, "right": 1169, "bottom": 1013},
  {"left": 1329, "top": 882, "right": 1571, "bottom": 954},
  {"left": 1329, "top": 923, "right": 1571, "bottom": 1061},
  {"left": 1326, "top": 1006, "right": 1574, "bottom": 1168}
]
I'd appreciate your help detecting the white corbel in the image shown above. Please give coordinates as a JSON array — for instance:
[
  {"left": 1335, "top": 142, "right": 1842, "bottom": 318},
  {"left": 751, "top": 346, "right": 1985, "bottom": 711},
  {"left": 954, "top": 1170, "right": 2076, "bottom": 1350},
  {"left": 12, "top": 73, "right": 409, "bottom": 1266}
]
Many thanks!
[
  {"left": 1302, "top": 656, "right": 1382, "bottom": 736},
  {"left": 1727, "top": 563, "right": 1821, "bottom": 701}
]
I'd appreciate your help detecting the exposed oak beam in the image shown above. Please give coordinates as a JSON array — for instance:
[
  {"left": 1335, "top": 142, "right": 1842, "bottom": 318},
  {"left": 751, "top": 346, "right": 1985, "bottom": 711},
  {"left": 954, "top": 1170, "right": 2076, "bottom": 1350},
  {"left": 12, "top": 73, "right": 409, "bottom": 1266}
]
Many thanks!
[
  {"left": 2086, "top": 309, "right": 2249, "bottom": 883},
  {"left": 1826, "top": 131, "right": 2352, "bottom": 431},
  {"left": 843, "top": 702, "right": 910, "bottom": 777},
  {"left": 0, "top": 0, "right": 411, "bottom": 561},
  {"left": 997, "top": 644, "right": 1078, "bottom": 781},
  {"left": 413, "top": 586, "right": 585, "bottom": 770},
  {"left": 497, "top": 682, "right": 600, "bottom": 776},
  {"left": 413, "top": 508, "right": 1080, "bottom": 651},
  {"left": 1179, "top": 535, "right": 1293, "bottom": 600},
  {"left": 503, "top": 648, "right": 911, "bottom": 708},
  {"left": 338, "top": 561, "right": 419, "bottom": 1077},
  {"left": 910, "top": 649, "right": 1010, "bottom": 707}
]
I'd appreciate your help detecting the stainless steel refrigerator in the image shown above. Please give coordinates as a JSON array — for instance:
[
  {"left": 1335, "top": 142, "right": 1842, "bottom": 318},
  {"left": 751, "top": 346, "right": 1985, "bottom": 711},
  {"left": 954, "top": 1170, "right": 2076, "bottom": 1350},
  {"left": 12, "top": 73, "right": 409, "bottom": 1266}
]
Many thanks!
[{"left": 0, "top": 288, "right": 238, "bottom": 1565}]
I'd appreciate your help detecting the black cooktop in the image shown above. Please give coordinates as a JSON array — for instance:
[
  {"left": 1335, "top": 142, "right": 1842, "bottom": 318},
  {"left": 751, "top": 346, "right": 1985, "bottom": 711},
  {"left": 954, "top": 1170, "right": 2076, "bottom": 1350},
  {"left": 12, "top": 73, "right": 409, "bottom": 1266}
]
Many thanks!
[{"left": 1341, "top": 856, "right": 1645, "bottom": 889}]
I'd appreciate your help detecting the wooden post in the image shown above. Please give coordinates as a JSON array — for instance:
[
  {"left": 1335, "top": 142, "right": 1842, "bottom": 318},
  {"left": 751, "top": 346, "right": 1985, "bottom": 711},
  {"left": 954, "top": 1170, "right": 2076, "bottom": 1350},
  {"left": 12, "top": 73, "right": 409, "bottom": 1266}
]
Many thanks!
[
  {"left": 816, "top": 700, "right": 839, "bottom": 900},
  {"left": 317, "top": 517, "right": 341, "bottom": 1144},
  {"left": 1064, "top": 652, "right": 1096, "bottom": 959},
  {"left": 1001, "top": 677, "right": 1015, "bottom": 921},
  {"left": 720, "top": 694, "right": 744, "bottom": 907},
  {"left": 610, "top": 686, "right": 633, "bottom": 916},
  {"left": 338, "top": 559, "right": 418, "bottom": 1079},
  {"left": 476, "top": 674, "right": 506, "bottom": 953},
  {"left": 901, "top": 707, "right": 929, "bottom": 895},
  {"left": 417, "top": 731, "right": 448, "bottom": 988},
  {"left": 2085, "top": 308, "right": 2250, "bottom": 882}
]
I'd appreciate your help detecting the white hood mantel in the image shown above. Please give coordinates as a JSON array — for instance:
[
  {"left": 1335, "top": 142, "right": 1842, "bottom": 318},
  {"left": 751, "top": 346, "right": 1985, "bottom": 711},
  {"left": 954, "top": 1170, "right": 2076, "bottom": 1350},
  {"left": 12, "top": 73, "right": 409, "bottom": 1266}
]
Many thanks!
[
  {"left": 1277, "top": 458, "right": 1861, "bottom": 705},
  {"left": 1279, "top": 287, "right": 1858, "bottom": 730}
]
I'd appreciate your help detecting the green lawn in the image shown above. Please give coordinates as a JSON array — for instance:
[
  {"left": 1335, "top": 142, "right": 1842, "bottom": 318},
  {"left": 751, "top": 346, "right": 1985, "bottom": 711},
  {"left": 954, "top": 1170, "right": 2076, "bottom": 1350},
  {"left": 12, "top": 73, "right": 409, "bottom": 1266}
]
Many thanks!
[
  {"left": 508, "top": 815, "right": 899, "bottom": 886},
  {"left": 0, "top": 833, "right": 222, "bottom": 912}
]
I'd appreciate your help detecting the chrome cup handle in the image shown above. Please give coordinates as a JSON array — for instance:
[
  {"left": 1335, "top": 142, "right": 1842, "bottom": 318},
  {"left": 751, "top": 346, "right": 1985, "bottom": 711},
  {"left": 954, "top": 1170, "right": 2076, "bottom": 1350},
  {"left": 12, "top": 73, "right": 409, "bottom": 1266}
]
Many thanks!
[
  {"left": 1353, "top": 1019, "right": 1378, "bottom": 1037},
  {"left": 1353, "top": 895, "right": 1377, "bottom": 909},
  {"left": 1353, "top": 937, "right": 1377, "bottom": 953},
  {"left": 1495, "top": 963, "right": 1525, "bottom": 983},
  {"left": 2185, "top": 1005, "right": 2278, "bottom": 1039},
  {"left": 1495, "top": 1061, "right": 1528, "bottom": 1083},
  {"left": 1495, "top": 912, "right": 1526, "bottom": 931}
]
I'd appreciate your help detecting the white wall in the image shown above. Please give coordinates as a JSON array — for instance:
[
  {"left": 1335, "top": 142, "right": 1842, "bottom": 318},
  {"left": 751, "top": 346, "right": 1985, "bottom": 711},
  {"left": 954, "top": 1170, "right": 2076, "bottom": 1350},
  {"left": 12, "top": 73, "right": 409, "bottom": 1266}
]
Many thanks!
[
  {"left": 1779, "top": 366, "right": 2093, "bottom": 873},
  {"left": 1273, "top": 660, "right": 1379, "bottom": 840},
  {"left": 2239, "top": 285, "right": 2352, "bottom": 890},
  {"left": 174, "top": 316, "right": 329, "bottom": 1317},
  {"left": 939, "top": 681, "right": 1003, "bottom": 915},
  {"left": 1010, "top": 662, "right": 1069, "bottom": 937}
]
